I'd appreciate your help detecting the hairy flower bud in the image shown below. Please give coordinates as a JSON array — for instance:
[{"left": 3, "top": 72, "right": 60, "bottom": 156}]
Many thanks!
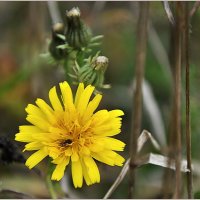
[
  {"left": 49, "top": 23, "right": 67, "bottom": 60},
  {"left": 92, "top": 56, "right": 109, "bottom": 71},
  {"left": 73, "top": 53, "right": 109, "bottom": 90},
  {"left": 65, "top": 7, "right": 91, "bottom": 49}
]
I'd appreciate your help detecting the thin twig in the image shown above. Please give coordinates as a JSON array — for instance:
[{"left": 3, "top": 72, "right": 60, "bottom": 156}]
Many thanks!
[
  {"left": 173, "top": 2, "right": 183, "bottom": 198},
  {"left": 129, "top": 2, "right": 149, "bottom": 198},
  {"left": 184, "top": 2, "right": 193, "bottom": 198},
  {"left": 103, "top": 158, "right": 130, "bottom": 199},
  {"left": 163, "top": 1, "right": 175, "bottom": 25},
  {"left": 190, "top": 1, "right": 200, "bottom": 18}
]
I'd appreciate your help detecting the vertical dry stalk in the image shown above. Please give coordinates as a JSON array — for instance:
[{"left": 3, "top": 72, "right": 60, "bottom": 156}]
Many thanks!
[
  {"left": 183, "top": 2, "right": 193, "bottom": 198},
  {"left": 129, "top": 2, "right": 149, "bottom": 198},
  {"left": 173, "top": 2, "right": 183, "bottom": 198},
  {"left": 162, "top": 3, "right": 176, "bottom": 198}
]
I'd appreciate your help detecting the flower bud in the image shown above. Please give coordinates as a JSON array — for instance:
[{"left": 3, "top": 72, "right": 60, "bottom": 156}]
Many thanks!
[
  {"left": 49, "top": 23, "right": 68, "bottom": 60},
  {"left": 92, "top": 56, "right": 109, "bottom": 71},
  {"left": 74, "top": 53, "right": 109, "bottom": 89},
  {"left": 65, "top": 7, "right": 91, "bottom": 49}
]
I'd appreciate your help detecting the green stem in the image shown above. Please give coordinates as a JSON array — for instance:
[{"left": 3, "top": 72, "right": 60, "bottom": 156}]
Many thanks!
[
  {"left": 45, "top": 161, "right": 57, "bottom": 199},
  {"left": 63, "top": 50, "right": 77, "bottom": 84},
  {"left": 46, "top": 176, "right": 57, "bottom": 199}
]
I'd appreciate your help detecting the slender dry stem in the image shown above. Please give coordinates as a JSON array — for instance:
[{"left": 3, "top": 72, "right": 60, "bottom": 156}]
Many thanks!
[
  {"left": 173, "top": 2, "right": 183, "bottom": 198},
  {"left": 183, "top": 2, "right": 193, "bottom": 198},
  {"left": 129, "top": 2, "right": 149, "bottom": 198}
]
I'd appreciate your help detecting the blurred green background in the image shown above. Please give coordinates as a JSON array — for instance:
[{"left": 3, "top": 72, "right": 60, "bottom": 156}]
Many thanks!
[{"left": 1, "top": 1, "right": 200, "bottom": 199}]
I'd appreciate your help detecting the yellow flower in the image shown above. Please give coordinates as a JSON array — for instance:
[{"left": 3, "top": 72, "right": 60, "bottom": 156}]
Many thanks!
[{"left": 15, "top": 81, "right": 125, "bottom": 188}]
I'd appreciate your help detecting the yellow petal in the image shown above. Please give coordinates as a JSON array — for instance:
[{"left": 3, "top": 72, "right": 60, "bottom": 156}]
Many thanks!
[
  {"left": 102, "top": 137, "right": 126, "bottom": 151},
  {"left": 35, "top": 98, "right": 56, "bottom": 124},
  {"left": 51, "top": 157, "right": 70, "bottom": 181},
  {"left": 71, "top": 152, "right": 79, "bottom": 162},
  {"left": 81, "top": 159, "right": 92, "bottom": 186},
  {"left": 77, "top": 85, "right": 95, "bottom": 115},
  {"left": 81, "top": 146, "right": 90, "bottom": 155},
  {"left": 49, "top": 127, "right": 68, "bottom": 135},
  {"left": 49, "top": 147, "right": 60, "bottom": 159},
  {"left": 92, "top": 150, "right": 125, "bottom": 166},
  {"left": 26, "top": 115, "right": 50, "bottom": 131},
  {"left": 90, "top": 140, "right": 104, "bottom": 152},
  {"left": 59, "top": 81, "right": 75, "bottom": 112},
  {"left": 71, "top": 159, "right": 83, "bottom": 188},
  {"left": 25, "top": 148, "right": 48, "bottom": 169},
  {"left": 19, "top": 125, "right": 43, "bottom": 133},
  {"left": 83, "top": 156, "right": 100, "bottom": 183},
  {"left": 74, "top": 83, "right": 84, "bottom": 107},
  {"left": 25, "top": 104, "right": 45, "bottom": 118},
  {"left": 83, "top": 94, "right": 102, "bottom": 121},
  {"left": 49, "top": 86, "right": 63, "bottom": 111},
  {"left": 65, "top": 148, "right": 72, "bottom": 156},
  {"left": 24, "top": 142, "right": 43, "bottom": 151},
  {"left": 15, "top": 133, "right": 34, "bottom": 142},
  {"left": 114, "top": 153, "right": 125, "bottom": 166},
  {"left": 109, "top": 109, "right": 124, "bottom": 117},
  {"left": 52, "top": 155, "right": 67, "bottom": 164},
  {"left": 92, "top": 110, "right": 109, "bottom": 125},
  {"left": 99, "top": 128, "right": 121, "bottom": 136},
  {"left": 92, "top": 152, "right": 115, "bottom": 166},
  {"left": 31, "top": 132, "right": 56, "bottom": 141}
]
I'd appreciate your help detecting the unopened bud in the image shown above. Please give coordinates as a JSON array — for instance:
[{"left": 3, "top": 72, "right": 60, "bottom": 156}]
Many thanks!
[
  {"left": 65, "top": 7, "right": 91, "bottom": 49},
  {"left": 52, "top": 23, "right": 64, "bottom": 34},
  {"left": 66, "top": 7, "right": 80, "bottom": 18},
  {"left": 49, "top": 23, "right": 67, "bottom": 60},
  {"left": 93, "top": 56, "right": 109, "bottom": 71}
]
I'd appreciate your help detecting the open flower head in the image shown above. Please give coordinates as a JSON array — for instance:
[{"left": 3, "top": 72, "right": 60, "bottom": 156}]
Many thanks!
[{"left": 15, "top": 81, "right": 125, "bottom": 188}]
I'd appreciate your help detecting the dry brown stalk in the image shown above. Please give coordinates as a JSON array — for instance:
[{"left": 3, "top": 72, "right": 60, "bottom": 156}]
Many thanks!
[
  {"left": 183, "top": 2, "right": 193, "bottom": 198},
  {"left": 129, "top": 1, "right": 149, "bottom": 198},
  {"left": 173, "top": 2, "right": 184, "bottom": 198}
]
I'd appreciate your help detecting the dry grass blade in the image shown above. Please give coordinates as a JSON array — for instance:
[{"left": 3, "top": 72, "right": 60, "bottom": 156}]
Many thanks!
[
  {"left": 142, "top": 80, "right": 167, "bottom": 147},
  {"left": 163, "top": 1, "right": 175, "bottom": 25},
  {"left": 190, "top": 1, "right": 200, "bottom": 18},
  {"left": 136, "top": 153, "right": 190, "bottom": 173},
  {"left": 103, "top": 128, "right": 196, "bottom": 199},
  {"left": 104, "top": 130, "right": 160, "bottom": 199},
  {"left": 137, "top": 130, "right": 161, "bottom": 152}
]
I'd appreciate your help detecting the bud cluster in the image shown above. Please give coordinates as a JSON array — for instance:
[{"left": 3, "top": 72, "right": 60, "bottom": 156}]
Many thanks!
[{"left": 42, "top": 7, "right": 110, "bottom": 93}]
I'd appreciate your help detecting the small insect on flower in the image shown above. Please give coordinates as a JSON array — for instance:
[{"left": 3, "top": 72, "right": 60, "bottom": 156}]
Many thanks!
[{"left": 15, "top": 82, "right": 125, "bottom": 188}]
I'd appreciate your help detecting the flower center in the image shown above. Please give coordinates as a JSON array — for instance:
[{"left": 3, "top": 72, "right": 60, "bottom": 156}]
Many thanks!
[{"left": 60, "top": 139, "right": 73, "bottom": 147}]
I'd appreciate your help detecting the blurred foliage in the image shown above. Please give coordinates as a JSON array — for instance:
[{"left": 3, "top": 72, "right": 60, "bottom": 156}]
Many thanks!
[{"left": 0, "top": 1, "right": 200, "bottom": 198}]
